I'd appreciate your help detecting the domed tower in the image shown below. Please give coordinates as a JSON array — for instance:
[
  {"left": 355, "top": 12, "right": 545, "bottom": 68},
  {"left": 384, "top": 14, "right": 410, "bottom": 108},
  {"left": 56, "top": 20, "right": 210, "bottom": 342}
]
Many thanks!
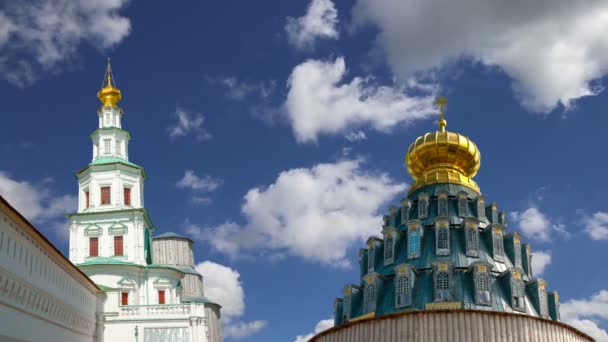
[{"left": 312, "top": 98, "right": 592, "bottom": 342}]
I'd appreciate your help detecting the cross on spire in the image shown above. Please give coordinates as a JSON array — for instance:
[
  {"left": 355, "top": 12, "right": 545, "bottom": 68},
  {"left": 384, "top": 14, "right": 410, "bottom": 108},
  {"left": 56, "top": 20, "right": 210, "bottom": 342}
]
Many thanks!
[
  {"left": 435, "top": 96, "right": 448, "bottom": 132},
  {"left": 101, "top": 57, "right": 116, "bottom": 89}
]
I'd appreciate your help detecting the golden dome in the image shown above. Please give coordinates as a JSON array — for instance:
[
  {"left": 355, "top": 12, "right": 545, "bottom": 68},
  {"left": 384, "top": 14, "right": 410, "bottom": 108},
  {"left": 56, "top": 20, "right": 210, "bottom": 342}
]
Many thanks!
[
  {"left": 97, "top": 58, "right": 122, "bottom": 108},
  {"left": 406, "top": 97, "right": 481, "bottom": 194}
]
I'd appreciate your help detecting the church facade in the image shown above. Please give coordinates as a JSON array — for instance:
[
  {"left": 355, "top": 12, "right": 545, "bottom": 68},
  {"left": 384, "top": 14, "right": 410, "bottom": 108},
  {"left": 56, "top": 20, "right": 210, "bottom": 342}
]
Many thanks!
[
  {"left": 0, "top": 62, "right": 222, "bottom": 342},
  {"left": 312, "top": 99, "right": 593, "bottom": 342}
]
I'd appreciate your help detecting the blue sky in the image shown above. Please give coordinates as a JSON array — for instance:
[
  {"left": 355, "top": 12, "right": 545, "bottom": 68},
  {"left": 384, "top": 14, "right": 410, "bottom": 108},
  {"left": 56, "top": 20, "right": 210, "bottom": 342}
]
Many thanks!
[{"left": 1, "top": 0, "right": 608, "bottom": 341}]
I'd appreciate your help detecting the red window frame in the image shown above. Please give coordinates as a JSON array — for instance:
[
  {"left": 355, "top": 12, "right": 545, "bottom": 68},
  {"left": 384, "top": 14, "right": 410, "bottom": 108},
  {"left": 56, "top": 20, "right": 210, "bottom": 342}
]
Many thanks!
[
  {"left": 158, "top": 290, "right": 165, "bottom": 304},
  {"left": 124, "top": 187, "right": 131, "bottom": 206},
  {"left": 114, "top": 236, "right": 124, "bottom": 256},
  {"left": 89, "top": 237, "right": 98, "bottom": 257},
  {"left": 100, "top": 186, "right": 111, "bottom": 205},
  {"left": 121, "top": 292, "right": 129, "bottom": 305}
]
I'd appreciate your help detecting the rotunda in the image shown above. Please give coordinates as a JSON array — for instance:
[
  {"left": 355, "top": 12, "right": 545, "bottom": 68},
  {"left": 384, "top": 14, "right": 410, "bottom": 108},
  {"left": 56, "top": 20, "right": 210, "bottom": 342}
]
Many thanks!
[{"left": 311, "top": 98, "right": 593, "bottom": 342}]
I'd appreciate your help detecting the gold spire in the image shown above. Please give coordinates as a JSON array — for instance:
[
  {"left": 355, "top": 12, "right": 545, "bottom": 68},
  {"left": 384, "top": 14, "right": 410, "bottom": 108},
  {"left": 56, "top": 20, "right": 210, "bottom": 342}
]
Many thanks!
[
  {"left": 405, "top": 96, "right": 482, "bottom": 194},
  {"left": 435, "top": 96, "right": 448, "bottom": 132},
  {"left": 97, "top": 58, "right": 122, "bottom": 108}
]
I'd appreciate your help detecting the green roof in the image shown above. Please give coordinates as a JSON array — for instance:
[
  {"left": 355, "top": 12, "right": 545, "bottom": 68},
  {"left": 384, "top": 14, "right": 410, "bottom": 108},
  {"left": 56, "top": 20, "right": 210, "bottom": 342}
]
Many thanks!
[
  {"left": 77, "top": 257, "right": 141, "bottom": 267},
  {"left": 96, "top": 284, "right": 117, "bottom": 292},
  {"left": 76, "top": 157, "right": 147, "bottom": 180}
]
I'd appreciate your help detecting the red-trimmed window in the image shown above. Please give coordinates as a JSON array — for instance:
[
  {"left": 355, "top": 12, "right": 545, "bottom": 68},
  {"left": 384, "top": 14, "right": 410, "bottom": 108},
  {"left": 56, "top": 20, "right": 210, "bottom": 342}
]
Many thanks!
[
  {"left": 114, "top": 236, "right": 124, "bottom": 256},
  {"left": 100, "top": 186, "right": 111, "bottom": 205},
  {"left": 158, "top": 290, "right": 165, "bottom": 304},
  {"left": 85, "top": 191, "right": 90, "bottom": 208},
  {"left": 89, "top": 237, "right": 98, "bottom": 257},
  {"left": 121, "top": 292, "right": 129, "bottom": 305},
  {"left": 124, "top": 187, "right": 131, "bottom": 206}
]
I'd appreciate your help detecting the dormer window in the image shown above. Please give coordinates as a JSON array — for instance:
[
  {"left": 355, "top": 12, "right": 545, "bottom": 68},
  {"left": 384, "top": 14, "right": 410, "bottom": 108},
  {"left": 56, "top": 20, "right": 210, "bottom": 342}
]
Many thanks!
[
  {"left": 394, "top": 266, "right": 414, "bottom": 308},
  {"left": 363, "top": 277, "right": 377, "bottom": 313},
  {"left": 407, "top": 222, "right": 421, "bottom": 259},
  {"left": 511, "top": 275, "right": 526, "bottom": 312},
  {"left": 401, "top": 199, "right": 412, "bottom": 224},
  {"left": 477, "top": 197, "right": 486, "bottom": 221},
  {"left": 465, "top": 221, "right": 479, "bottom": 257},
  {"left": 418, "top": 193, "right": 429, "bottom": 219},
  {"left": 435, "top": 220, "right": 450, "bottom": 256},
  {"left": 458, "top": 192, "right": 468, "bottom": 217},
  {"left": 472, "top": 263, "right": 492, "bottom": 306},
  {"left": 437, "top": 192, "right": 448, "bottom": 217},
  {"left": 433, "top": 263, "right": 453, "bottom": 302},
  {"left": 384, "top": 232, "right": 395, "bottom": 265},
  {"left": 493, "top": 228, "right": 504, "bottom": 261}
]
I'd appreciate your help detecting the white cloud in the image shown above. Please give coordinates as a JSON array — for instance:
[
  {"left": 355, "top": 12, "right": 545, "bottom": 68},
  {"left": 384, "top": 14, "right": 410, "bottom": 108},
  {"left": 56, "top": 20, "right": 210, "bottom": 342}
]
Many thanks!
[
  {"left": 344, "top": 131, "right": 367, "bottom": 142},
  {"left": 352, "top": 0, "right": 608, "bottom": 112},
  {"left": 294, "top": 318, "right": 334, "bottom": 342},
  {"left": 196, "top": 159, "right": 405, "bottom": 266},
  {"left": 0, "top": 171, "right": 76, "bottom": 224},
  {"left": 561, "top": 290, "right": 608, "bottom": 341},
  {"left": 0, "top": 0, "right": 131, "bottom": 86},
  {"left": 168, "top": 108, "right": 211, "bottom": 141},
  {"left": 176, "top": 170, "right": 222, "bottom": 192},
  {"left": 223, "top": 321, "right": 268, "bottom": 339},
  {"left": 285, "top": 57, "right": 437, "bottom": 143},
  {"left": 530, "top": 250, "right": 551, "bottom": 276},
  {"left": 195, "top": 261, "right": 267, "bottom": 339},
  {"left": 509, "top": 207, "right": 567, "bottom": 242},
  {"left": 584, "top": 212, "right": 608, "bottom": 240},
  {"left": 218, "top": 77, "right": 276, "bottom": 101},
  {"left": 285, "top": 0, "right": 339, "bottom": 49}
]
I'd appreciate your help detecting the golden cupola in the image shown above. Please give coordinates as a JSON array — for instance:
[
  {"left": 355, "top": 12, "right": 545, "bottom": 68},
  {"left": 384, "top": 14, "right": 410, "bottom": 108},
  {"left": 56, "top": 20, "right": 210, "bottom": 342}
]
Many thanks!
[
  {"left": 406, "top": 97, "right": 481, "bottom": 194},
  {"left": 97, "top": 58, "right": 122, "bottom": 108}
]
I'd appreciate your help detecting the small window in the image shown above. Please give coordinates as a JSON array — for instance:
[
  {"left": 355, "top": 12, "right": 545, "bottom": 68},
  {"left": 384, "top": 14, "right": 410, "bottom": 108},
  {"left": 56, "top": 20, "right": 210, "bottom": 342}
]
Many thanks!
[
  {"left": 435, "top": 271, "right": 452, "bottom": 301},
  {"left": 436, "top": 223, "right": 450, "bottom": 255},
  {"left": 363, "top": 283, "right": 376, "bottom": 313},
  {"left": 158, "top": 290, "right": 166, "bottom": 304},
  {"left": 116, "top": 140, "right": 122, "bottom": 155},
  {"left": 114, "top": 236, "right": 123, "bottom": 256},
  {"left": 511, "top": 278, "right": 525, "bottom": 311},
  {"left": 395, "top": 273, "right": 411, "bottom": 308},
  {"left": 475, "top": 273, "right": 492, "bottom": 306},
  {"left": 408, "top": 229, "right": 420, "bottom": 259},
  {"left": 493, "top": 231, "right": 504, "bottom": 260},
  {"left": 85, "top": 190, "right": 90, "bottom": 208},
  {"left": 121, "top": 292, "right": 129, "bottom": 305},
  {"left": 539, "top": 287, "right": 548, "bottom": 317},
  {"left": 101, "top": 186, "right": 111, "bottom": 205},
  {"left": 458, "top": 192, "right": 468, "bottom": 217},
  {"left": 105, "top": 113, "right": 110, "bottom": 126},
  {"left": 124, "top": 187, "right": 131, "bottom": 206},
  {"left": 466, "top": 225, "right": 479, "bottom": 257},
  {"left": 384, "top": 233, "right": 394, "bottom": 265},
  {"left": 104, "top": 139, "right": 111, "bottom": 154},
  {"left": 367, "top": 245, "right": 375, "bottom": 272},
  {"left": 438, "top": 192, "right": 448, "bottom": 217},
  {"left": 401, "top": 200, "right": 411, "bottom": 224},
  {"left": 89, "top": 237, "right": 98, "bottom": 257},
  {"left": 477, "top": 198, "right": 486, "bottom": 221},
  {"left": 418, "top": 194, "right": 429, "bottom": 219},
  {"left": 513, "top": 237, "right": 522, "bottom": 268}
]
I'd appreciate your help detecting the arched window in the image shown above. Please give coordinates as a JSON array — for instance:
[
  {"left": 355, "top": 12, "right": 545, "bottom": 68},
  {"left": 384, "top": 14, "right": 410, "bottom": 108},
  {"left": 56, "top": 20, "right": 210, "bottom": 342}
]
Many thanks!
[
  {"left": 458, "top": 192, "right": 468, "bottom": 217},
  {"left": 435, "top": 271, "right": 452, "bottom": 301},
  {"left": 395, "top": 274, "right": 411, "bottom": 308},
  {"left": 466, "top": 225, "right": 479, "bottom": 257},
  {"left": 436, "top": 223, "right": 450, "bottom": 256},
  {"left": 384, "top": 233, "right": 394, "bottom": 265},
  {"left": 511, "top": 278, "right": 525, "bottom": 311},
  {"left": 418, "top": 193, "right": 429, "bottom": 219},
  {"left": 493, "top": 231, "right": 504, "bottom": 260},
  {"left": 438, "top": 192, "right": 448, "bottom": 217},
  {"left": 408, "top": 229, "right": 420, "bottom": 259},
  {"left": 477, "top": 197, "right": 486, "bottom": 221},
  {"left": 364, "top": 283, "right": 376, "bottom": 313},
  {"left": 475, "top": 273, "right": 492, "bottom": 306}
]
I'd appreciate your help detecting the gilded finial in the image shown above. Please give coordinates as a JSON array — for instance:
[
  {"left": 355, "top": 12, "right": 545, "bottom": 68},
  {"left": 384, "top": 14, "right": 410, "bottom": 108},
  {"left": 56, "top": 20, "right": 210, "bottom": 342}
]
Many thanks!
[
  {"left": 97, "top": 58, "right": 122, "bottom": 108},
  {"left": 435, "top": 96, "right": 448, "bottom": 132}
]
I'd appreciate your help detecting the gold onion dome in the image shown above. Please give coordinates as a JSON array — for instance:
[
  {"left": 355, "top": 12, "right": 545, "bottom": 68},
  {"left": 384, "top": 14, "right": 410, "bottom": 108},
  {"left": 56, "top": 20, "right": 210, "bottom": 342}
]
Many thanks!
[
  {"left": 97, "top": 58, "right": 122, "bottom": 108},
  {"left": 406, "top": 97, "right": 481, "bottom": 194}
]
